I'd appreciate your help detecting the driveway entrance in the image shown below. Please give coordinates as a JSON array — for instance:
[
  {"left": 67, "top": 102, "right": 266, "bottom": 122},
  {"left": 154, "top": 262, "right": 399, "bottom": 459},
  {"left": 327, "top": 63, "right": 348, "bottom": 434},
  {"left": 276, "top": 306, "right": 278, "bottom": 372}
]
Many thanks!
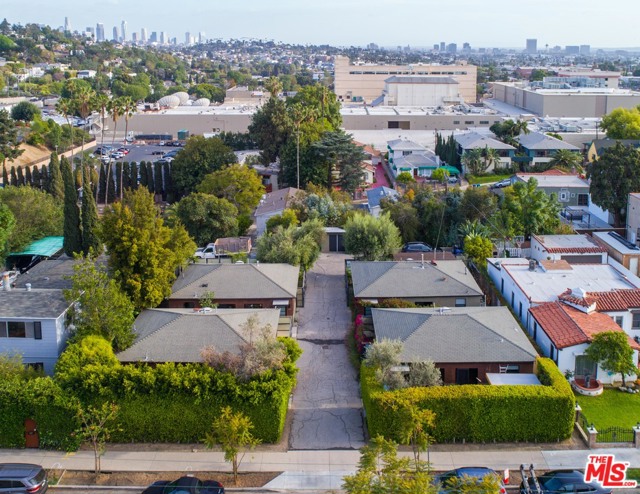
[{"left": 289, "top": 253, "right": 365, "bottom": 450}]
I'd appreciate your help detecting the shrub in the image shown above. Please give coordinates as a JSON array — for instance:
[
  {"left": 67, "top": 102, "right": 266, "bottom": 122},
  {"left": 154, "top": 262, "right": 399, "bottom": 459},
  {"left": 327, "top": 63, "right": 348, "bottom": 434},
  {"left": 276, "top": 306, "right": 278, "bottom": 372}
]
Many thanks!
[{"left": 362, "top": 358, "right": 574, "bottom": 443}]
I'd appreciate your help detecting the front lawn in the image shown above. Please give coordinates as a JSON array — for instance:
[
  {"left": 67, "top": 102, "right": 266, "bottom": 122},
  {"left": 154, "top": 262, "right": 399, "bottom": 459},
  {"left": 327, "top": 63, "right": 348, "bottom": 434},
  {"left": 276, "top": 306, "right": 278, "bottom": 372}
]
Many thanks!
[
  {"left": 467, "top": 174, "right": 512, "bottom": 185},
  {"left": 576, "top": 388, "right": 640, "bottom": 429}
]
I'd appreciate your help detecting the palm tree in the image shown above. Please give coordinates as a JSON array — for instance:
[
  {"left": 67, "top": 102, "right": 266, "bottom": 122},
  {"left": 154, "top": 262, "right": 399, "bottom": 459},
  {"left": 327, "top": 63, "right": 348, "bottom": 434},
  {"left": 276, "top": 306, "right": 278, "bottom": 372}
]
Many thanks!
[
  {"left": 483, "top": 146, "right": 502, "bottom": 172},
  {"left": 105, "top": 97, "right": 124, "bottom": 206},
  {"left": 92, "top": 92, "right": 109, "bottom": 147},
  {"left": 55, "top": 97, "right": 75, "bottom": 161},
  {"left": 548, "top": 149, "right": 583, "bottom": 173},
  {"left": 461, "top": 148, "right": 485, "bottom": 176},
  {"left": 287, "top": 102, "right": 311, "bottom": 189},
  {"left": 74, "top": 85, "right": 96, "bottom": 170},
  {"left": 120, "top": 97, "right": 136, "bottom": 199}
]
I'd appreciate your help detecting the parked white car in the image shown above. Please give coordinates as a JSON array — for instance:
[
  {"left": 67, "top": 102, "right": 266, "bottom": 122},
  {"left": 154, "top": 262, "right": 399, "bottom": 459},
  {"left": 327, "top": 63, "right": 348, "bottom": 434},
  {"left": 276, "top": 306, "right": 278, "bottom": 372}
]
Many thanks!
[{"left": 194, "top": 244, "right": 217, "bottom": 259}]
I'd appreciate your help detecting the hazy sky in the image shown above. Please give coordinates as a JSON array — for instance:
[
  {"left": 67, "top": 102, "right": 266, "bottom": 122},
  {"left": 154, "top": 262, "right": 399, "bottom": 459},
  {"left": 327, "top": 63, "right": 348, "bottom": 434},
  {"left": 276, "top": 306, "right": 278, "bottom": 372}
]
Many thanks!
[{"left": 3, "top": 0, "right": 639, "bottom": 48}]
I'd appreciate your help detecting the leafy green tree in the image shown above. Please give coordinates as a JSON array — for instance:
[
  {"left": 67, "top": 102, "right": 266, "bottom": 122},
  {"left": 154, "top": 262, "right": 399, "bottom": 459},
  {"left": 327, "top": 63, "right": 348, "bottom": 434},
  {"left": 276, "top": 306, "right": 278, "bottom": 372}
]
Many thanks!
[
  {"left": 256, "top": 220, "right": 322, "bottom": 272},
  {"left": 101, "top": 188, "right": 196, "bottom": 310},
  {"left": 0, "top": 203, "right": 15, "bottom": 265},
  {"left": 431, "top": 167, "right": 450, "bottom": 183},
  {"left": 503, "top": 178, "right": 560, "bottom": 238},
  {"left": 171, "top": 193, "right": 238, "bottom": 246},
  {"left": 312, "top": 130, "right": 366, "bottom": 195},
  {"left": 364, "top": 339, "right": 406, "bottom": 390},
  {"left": 289, "top": 187, "right": 352, "bottom": 226},
  {"left": 204, "top": 406, "right": 261, "bottom": 485},
  {"left": 460, "top": 186, "right": 497, "bottom": 224},
  {"left": 0, "top": 109, "right": 24, "bottom": 170},
  {"left": 343, "top": 435, "right": 435, "bottom": 494},
  {"left": 490, "top": 119, "right": 529, "bottom": 145},
  {"left": 585, "top": 331, "right": 637, "bottom": 386},
  {"left": 0, "top": 185, "right": 63, "bottom": 252},
  {"left": 394, "top": 395, "right": 436, "bottom": 467},
  {"left": 171, "top": 136, "right": 237, "bottom": 197},
  {"left": 197, "top": 164, "right": 265, "bottom": 216},
  {"left": 588, "top": 141, "right": 640, "bottom": 227},
  {"left": 0, "top": 34, "right": 17, "bottom": 52},
  {"left": 64, "top": 256, "right": 135, "bottom": 351},
  {"left": 288, "top": 84, "right": 342, "bottom": 131},
  {"left": 248, "top": 78, "right": 290, "bottom": 165},
  {"left": 81, "top": 166, "right": 101, "bottom": 255},
  {"left": 61, "top": 156, "right": 82, "bottom": 256},
  {"left": 441, "top": 473, "right": 502, "bottom": 494},
  {"left": 384, "top": 200, "right": 419, "bottom": 243},
  {"left": 601, "top": 107, "right": 640, "bottom": 139},
  {"left": 344, "top": 213, "right": 401, "bottom": 261},
  {"left": 266, "top": 208, "right": 298, "bottom": 232},
  {"left": 463, "top": 233, "right": 494, "bottom": 267},
  {"left": 10, "top": 101, "right": 40, "bottom": 122},
  {"left": 408, "top": 360, "right": 443, "bottom": 388},
  {"left": 76, "top": 402, "right": 120, "bottom": 475},
  {"left": 395, "top": 171, "right": 415, "bottom": 184}
]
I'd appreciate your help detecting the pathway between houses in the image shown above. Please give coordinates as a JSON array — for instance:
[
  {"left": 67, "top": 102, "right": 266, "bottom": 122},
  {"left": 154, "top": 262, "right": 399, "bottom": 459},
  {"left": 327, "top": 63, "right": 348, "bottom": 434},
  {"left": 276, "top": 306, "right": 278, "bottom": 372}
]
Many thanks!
[{"left": 289, "top": 253, "right": 366, "bottom": 450}]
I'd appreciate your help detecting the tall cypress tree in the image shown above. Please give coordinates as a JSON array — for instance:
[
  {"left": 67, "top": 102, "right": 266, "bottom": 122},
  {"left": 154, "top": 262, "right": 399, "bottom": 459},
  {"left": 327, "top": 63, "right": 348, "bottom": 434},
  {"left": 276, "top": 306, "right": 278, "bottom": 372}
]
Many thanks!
[
  {"left": 10, "top": 166, "right": 18, "bottom": 186},
  {"left": 139, "top": 161, "right": 148, "bottom": 188},
  {"left": 31, "top": 166, "right": 40, "bottom": 189},
  {"left": 81, "top": 165, "right": 101, "bottom": 255},
  {"left": 2, "top": 166, "right": 9, "bottom": 187},
  {"left": 154, "top": 162, "right": 163, "bottom": 198},
  {"left": 163, "top": 162, "right": 174, "bottom": 202},
  {"left": 122, "top": 162, "right": 131, "bottom": 191},
  {"left": 115, "top": 162, "right": 123, "bottom": 199},
  {"left": 106, "top": 165, "right": 116, "bottom": 204},
  {"left": 98, "top": 162, "right": 107, "bottom": 204},
  {"left": 129, "top": 162, "right": 138, "bottom": 190},
  {"left": 61, "top": 156, "right": 82, "bottom": 256},
  {"left": 25, "top": 166, "right": 32, "bottom": 186},
  {"left": 16, "top": 166, "right": 25, "bottom": 186},
  {"left": 40, "top": 164, "right": 49, "bottom": 191},
  {"left": 48, "top": 152, "right": 64, "bottom": 201},
  {"left": 146, "top": 162, "right": 154, "bottom": 193}
]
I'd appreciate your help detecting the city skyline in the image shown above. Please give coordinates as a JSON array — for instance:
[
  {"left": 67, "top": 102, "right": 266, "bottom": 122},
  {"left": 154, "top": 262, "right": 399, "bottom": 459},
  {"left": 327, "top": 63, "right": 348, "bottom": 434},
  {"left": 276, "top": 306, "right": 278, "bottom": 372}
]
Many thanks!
[{"left": 2, "top": 0, "right": 640, "bottom": 49}]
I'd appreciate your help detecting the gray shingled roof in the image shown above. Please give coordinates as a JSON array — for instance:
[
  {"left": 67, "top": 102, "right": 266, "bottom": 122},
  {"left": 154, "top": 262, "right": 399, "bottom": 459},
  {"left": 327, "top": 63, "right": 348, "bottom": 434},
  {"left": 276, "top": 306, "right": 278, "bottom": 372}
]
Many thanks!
[
  {"left": 385, "top": 76, "right": 458, "bottom": 85},
  {"left": 516, "top": 132, "right": 580, "bottom": 151},
  {"left": 170, "top": 263, "right": 300, "bottom": 300},
  {"left": 394, "top": 153, "right": 439, "bottom": 168},
  {"left": 0, "top": 289, "right": 71, "bottom": 318},
  {"left": 372, "top": 307, "right": 538, "bottom": 363},
  {"left": 117, "top": 308, "right": 280, "bottom": 363},
  {"left": 254, "top": 187, "right": 300, "bottom": 217},
  {"left": 454, "top": 131, "right": 516, "bottom": 151},
  {"left": 387, "top": 139, "right": 425, "bottom": 152},
  {"left": 351, "top": 261, "right": 483, "bottom": 299},
  {"left": 366, "top": 187, "right": 399, "bottom": 209},
  {"left": 14, "top": 256, "right": 108, "bottom": 290}
]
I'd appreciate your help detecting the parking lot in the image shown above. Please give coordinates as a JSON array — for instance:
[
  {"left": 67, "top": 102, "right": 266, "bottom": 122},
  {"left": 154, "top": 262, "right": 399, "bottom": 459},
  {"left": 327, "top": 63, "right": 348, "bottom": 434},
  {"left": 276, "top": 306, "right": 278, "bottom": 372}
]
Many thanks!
[{"left": 91, "top": 142, "right": 183, "bottom": 164}]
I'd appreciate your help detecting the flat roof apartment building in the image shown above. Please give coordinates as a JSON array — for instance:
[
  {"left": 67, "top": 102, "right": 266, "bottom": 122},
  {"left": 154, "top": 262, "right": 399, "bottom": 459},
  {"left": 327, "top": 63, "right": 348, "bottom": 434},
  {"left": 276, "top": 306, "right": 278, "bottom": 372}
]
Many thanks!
[{"left": 334, "top": 56, "right": 477, "bottom": 104}]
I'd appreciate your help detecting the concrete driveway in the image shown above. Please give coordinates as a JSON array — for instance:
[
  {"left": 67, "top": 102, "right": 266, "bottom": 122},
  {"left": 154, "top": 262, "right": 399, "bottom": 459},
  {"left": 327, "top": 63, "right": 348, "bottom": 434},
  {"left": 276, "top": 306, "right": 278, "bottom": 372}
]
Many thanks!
[{"left": 289, "top": 253, "right": 365, "bottom": 450}]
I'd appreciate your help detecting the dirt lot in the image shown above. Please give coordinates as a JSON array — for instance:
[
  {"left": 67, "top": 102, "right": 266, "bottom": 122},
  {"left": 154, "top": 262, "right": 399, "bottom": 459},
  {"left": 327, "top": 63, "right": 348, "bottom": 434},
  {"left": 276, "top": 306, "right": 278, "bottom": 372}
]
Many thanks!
[{"left": 56, "top": 470, "right": 280, "bottom": 488}]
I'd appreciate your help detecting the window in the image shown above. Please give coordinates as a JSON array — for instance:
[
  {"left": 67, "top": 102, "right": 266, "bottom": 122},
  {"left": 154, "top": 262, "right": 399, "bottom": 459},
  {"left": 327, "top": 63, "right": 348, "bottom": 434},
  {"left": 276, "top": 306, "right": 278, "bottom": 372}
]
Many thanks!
[
  {"left": 511, "top": 292, "right": 515, "bottom": 307},
  {"left": 479, "top": 120, "right": 489, "bottom": 124},
  {"left": 363, "top": 306, "right": 373, "bottom": 317},
  {"left": 217, "top": 304, "right": 236, "bottom": 309},
  {"left": 453, "top": 120, "right": 460, "bottom": 125},
  {"left": 34, "top": 321, "right": 42, "bottom": 340},
  {"left": 464, "top": 121, "right": 474, "bottom": 125},
  {"left": 455, "top": 298, "right": 466, "bottom": 307},
  {"left": 632, "top": 313, "right": 640, "bottom": 329},
  {"left": 614, "top": 316, "right": 624, "bottom": 328},
  {"left": 415, "top": 301, "right": 434, "bottom": 307},
  {"left": 455, "top": 368, "right": 479, "bottom": 384},
  {"left": 244, "top": 303, "right": 263, "bottom": 309},
  {"left": 533, "top": 322, "right": 538, "bottom": 339},
  {"left": 274, "top": 306, "right": 287, "bottom": 316},
  {"left": 27, "top": 362, "right": 44, "bottom": 372},
  {"left": 505, "top": 364, "right": 520, "bottom": 373},
  {"left": 519, "top": 302, "right": 523, "bottom": 319},
  {"left": 183, "top": 302, "right": 195, "bottom": 308},
  {"left": 577, "top": 194, "right": 588, "bottom": 206},
  {"left": 7, "top": 321, "right": 26, "bottom": 338},
  {"left": 501, "top": 279, "right": 504, "bottom": 295}
]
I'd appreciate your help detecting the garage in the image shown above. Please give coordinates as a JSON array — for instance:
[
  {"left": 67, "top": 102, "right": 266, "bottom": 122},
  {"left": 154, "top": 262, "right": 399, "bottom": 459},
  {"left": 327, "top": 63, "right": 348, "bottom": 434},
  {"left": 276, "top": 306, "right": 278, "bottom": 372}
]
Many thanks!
[{"left": 322, "top": 227, "right": 346, "bottom": 253}]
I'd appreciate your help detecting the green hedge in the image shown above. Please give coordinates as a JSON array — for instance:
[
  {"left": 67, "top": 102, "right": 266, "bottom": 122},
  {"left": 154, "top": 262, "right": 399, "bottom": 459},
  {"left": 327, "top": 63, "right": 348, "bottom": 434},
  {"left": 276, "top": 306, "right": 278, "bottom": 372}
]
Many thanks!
[
  {"left": 362, "top": 358, "right": 575, "bottom": 443},
  {"left": 0, "top": 378, "right": 80, "bottom": 451}
]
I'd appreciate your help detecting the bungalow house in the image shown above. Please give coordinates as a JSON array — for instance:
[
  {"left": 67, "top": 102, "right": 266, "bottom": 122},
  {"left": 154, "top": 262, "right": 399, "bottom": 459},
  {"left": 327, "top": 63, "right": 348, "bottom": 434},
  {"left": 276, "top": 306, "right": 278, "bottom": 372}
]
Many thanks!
[
  {"left": 117, "top": 308, "right": 280, "bottom": 364},
  {"left": 453, "top": 131, "right": 516, "bottom": 172},
  {"left": 351, "top": 260, "right": 484, "bottom": 314},
  {"left": 513, "top": 171, "right": 590, "bottom": 207},
  {"left": 371, "top": 307, "right": 538, "bottom": 384},
  {"left": 391, "top": 151, "right": 441, "bottom": 178},
  {"left": 587, "top": 138, "right": 640, "bottom": 163},
  {"left": 514, "top": 132, "right": 581, "bottom": 167},
  {"left": 529, "top": 301, "right": 639, "bottom": 385},
  {"left": 165, "top": 262, "right": 300, "bottom": 317},
  {"left": 530, "top": 234, "right": 608, "bottom": 264},
  {"left": 386, "top": 139, "right": 426, "bottom": 167},
  {"left": 487, "top": 257, "right": 640, "bottom": 328},
  {"left": 366, "top": 186, "right": 399, "bottom": 217},
  {"left": 0, "top": 283, "right": 73, "bottom": 375},
  {"left": 254, "top": 187, "right": 300, "bottom": 236}
]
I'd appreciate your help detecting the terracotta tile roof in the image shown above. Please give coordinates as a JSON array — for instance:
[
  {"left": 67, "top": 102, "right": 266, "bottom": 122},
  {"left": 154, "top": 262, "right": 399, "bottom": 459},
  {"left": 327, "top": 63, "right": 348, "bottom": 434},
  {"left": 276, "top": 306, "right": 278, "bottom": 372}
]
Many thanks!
[
  {"left": 559, "top": 288, "right": 640, "bottom": 312},
  {"left": 530, "top": 302, "right": 640, "bottom": 350}
]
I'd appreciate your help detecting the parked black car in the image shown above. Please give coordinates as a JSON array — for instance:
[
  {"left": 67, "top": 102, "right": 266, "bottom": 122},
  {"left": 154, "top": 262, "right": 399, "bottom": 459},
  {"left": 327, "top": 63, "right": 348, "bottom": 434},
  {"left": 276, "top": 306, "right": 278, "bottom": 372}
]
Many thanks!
[
  {"left": 142, "top": 476, "right": 224, "bottom": 494},
  {"left": 520, "top": 469, "right": 612, "bottom": 494},
  {"left": 0, "top": 463, "right": 48, "bottom": 494},
  {"left": 401, "top": 242, "right": 433, "bottom": 253}
]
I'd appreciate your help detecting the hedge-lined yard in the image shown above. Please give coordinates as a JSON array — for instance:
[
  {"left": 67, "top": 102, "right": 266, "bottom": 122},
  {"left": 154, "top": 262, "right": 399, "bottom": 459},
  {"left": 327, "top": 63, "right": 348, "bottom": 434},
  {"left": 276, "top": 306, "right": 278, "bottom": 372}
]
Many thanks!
[{"left": 361, "top": 358, "right": 575, "bottom": 443}]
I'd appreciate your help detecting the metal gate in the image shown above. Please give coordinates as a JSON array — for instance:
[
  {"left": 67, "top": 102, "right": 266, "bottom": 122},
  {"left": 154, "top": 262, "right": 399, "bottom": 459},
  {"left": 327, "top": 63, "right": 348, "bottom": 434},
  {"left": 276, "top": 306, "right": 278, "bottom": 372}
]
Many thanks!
[{"left": 596, "top": 426, "right": 634, "bottom": 443}]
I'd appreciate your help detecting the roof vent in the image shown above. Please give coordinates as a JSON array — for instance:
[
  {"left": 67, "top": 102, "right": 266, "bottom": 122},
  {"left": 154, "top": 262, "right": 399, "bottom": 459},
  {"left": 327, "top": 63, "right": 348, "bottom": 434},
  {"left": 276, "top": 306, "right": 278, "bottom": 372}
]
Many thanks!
[
  {"left": 529, "top": 259, "right": 536, "bottom": 271},
  {"left": 25, "top": 283, "right": 31, "bottom": 291}
]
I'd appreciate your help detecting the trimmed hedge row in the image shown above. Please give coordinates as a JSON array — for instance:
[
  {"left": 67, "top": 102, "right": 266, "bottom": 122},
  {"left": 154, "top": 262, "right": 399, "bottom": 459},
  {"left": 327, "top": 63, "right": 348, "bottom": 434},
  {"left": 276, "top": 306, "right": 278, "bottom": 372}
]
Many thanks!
[
  {"left": 362, "top": 358, "right": 575, "bottom": 443},
  {"left": 0, "top": 378, "right": 80, "bottom": 451}
]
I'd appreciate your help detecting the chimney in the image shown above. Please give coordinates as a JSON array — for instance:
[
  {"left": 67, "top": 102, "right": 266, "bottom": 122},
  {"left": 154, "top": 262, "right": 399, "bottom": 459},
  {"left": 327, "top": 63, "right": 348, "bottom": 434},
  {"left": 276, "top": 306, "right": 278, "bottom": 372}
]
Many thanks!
[
  {"left": 2, "top": 272, "right": 10, "bottom": 291},
  {"left": 25, "top": 283, "right": 32, "bottom": 292}
]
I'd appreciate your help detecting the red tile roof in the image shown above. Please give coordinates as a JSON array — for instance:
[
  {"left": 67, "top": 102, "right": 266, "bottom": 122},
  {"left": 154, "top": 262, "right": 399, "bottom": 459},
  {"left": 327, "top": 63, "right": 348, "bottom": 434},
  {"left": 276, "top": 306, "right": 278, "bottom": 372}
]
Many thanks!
[
  {"left": 559, "top": 288, "right": 640, "bottom": 312},
  {"left": 530, "top": 302, "right": 640, "bottom": 350}
]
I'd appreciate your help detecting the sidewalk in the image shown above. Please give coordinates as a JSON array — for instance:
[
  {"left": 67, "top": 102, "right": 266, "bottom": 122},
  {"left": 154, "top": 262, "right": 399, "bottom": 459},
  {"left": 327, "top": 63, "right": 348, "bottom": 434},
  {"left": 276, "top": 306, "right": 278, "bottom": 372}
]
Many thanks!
[{"left": 1, "top": 447, "right": 638, "bottom": 490}]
